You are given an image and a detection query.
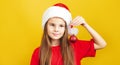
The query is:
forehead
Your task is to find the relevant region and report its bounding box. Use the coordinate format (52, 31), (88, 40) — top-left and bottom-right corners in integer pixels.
(47, 17), (66, 24)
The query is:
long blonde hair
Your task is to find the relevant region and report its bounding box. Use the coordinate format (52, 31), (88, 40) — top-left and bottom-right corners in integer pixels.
(40, 20), (74, 65)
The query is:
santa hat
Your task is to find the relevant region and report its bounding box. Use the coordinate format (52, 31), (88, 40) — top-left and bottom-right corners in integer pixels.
(42, 3), (78, 36)
(42, 3), (72, 28)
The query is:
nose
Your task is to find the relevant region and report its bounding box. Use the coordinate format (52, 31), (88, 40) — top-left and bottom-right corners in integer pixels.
(54, 26), (59, 32)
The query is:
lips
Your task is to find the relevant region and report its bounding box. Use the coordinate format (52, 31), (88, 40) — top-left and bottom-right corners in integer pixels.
(53, 33), (59, 36)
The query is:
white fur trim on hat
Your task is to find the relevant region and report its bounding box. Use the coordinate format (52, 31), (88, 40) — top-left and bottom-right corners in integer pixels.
(42, 6), (72, 28)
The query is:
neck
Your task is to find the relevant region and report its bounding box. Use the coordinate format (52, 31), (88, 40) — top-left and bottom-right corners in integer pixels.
(51, 39), (60, 46)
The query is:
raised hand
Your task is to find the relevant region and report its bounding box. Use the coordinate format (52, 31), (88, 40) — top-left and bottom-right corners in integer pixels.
(70, 16), (87, 26)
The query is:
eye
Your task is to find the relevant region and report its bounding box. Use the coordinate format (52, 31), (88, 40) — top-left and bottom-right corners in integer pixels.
(60, 24), (65, 27)
(50, 23), (55, 26)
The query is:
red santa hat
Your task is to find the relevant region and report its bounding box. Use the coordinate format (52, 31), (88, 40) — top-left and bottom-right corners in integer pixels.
(42, 3), (72, 28)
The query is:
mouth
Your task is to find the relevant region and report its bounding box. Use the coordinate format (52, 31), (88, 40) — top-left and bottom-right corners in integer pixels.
(53, 33), (59, 36)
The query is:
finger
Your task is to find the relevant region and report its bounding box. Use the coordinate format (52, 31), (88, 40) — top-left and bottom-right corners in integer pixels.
(73, 19), (83, 26)
(71, 16), (81, 25)
(73, 16), (81, 21)
(71, 16), (81, 23)
(73, 17), (86, 26)
(72, 17), (83, 26)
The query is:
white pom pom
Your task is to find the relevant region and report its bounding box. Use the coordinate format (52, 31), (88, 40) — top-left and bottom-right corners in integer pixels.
(68, 26), (78, 35)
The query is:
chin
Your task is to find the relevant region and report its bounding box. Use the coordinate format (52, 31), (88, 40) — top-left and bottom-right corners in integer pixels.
(51, 36), (62, 40)
(51, 37), (61, 40)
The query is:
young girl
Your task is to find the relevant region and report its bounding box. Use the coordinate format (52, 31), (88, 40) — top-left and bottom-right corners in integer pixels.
(30, 3), (107, 65)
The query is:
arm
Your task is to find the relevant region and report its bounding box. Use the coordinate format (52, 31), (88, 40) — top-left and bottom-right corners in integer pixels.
(70, 16), (107, 50)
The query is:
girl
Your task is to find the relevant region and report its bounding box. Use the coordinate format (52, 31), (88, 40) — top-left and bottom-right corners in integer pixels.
(30, 3), (107, 65)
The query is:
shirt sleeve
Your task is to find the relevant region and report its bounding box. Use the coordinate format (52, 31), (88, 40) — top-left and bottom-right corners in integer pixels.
(30, 47), (40, 65)
(83, 39), (96, 57)
(74, 39), (96, 58)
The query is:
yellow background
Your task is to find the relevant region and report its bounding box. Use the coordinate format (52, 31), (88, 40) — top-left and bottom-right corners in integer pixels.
(0, 0), (120, 65)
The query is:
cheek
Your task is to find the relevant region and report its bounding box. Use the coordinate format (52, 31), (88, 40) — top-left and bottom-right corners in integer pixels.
(48, 27), (54, 34)
(61, 28), (65, 33)
(47, 26), (53, 31)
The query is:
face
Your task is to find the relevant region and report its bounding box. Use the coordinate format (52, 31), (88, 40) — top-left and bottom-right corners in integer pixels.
(46, 17), (66, 40)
